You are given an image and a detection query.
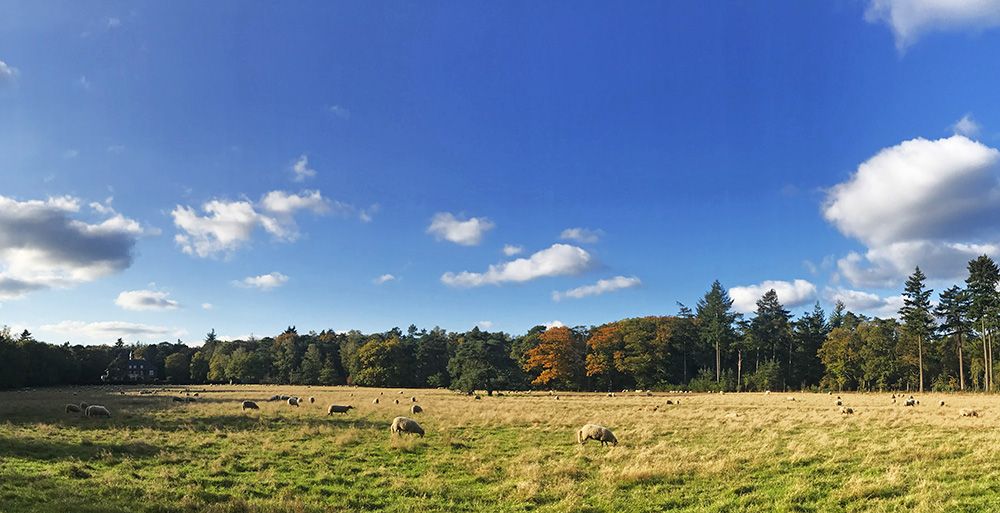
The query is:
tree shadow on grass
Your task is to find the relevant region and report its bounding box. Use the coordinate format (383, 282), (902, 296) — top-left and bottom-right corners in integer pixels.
(0, 435), (159, 462)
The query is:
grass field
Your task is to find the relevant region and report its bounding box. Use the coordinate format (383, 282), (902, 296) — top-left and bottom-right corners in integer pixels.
(3, 386), (1000, 513)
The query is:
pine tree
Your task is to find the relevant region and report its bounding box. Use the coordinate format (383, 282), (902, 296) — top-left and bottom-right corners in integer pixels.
(966, 255), (1000, 391)
(899, 267), (934, 393)
(935, 286), (972, 390)
(750, 289), (792, 389)
(696, 280), (738, 384)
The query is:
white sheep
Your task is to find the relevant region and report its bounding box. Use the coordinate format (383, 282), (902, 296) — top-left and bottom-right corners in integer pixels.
(391, 416), (425, 437)
(327, 404), (354, 415)
(85, 405), (111, 418)
(288, 397), (300, 407)
(410, 404), (423, 414)
(242, 401), (259, 411)
(577, 423), (618, 446)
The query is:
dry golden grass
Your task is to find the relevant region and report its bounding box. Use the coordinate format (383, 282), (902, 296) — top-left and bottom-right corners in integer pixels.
(3, 386), (1000, 512)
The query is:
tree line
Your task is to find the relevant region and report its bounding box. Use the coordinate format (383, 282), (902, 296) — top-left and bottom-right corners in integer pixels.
(3, 255), (1000, 393)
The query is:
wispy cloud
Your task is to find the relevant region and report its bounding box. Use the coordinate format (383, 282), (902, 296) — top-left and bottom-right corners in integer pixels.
(374, 273), (396, 285)
(233, 272), (288, 290)
(552, 275), (641, 301)
(560, 227), (603, 244)
(291, 154), (316, 182)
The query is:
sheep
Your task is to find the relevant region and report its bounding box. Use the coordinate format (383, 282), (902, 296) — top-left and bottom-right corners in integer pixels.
(904, 398), (916, 407)
(85, 405), (111, 418)
(836, 400), (842, 406)
(268, 395), (281, 402)
(372, 398), (380, 405)
(940, 400), (946, 407)
(288, 397), (300, 407)
(398, 391), (404, 395)
(394, 399), (400, 405)
(279, 395), (290, 401)
(960, 409), (979, 417)
(241, 401), (259, 411)
(65, 404), (82, 413)
(764, 390), (770, 395)
(786, 397), (795, 402)
(411, 397), (417, 402)
(474, 395), (481, 400)
(309, 397), (316, 404)
(328, 404), (354, 415)
(411, 404), (423, 414)
(840, 407), (854, 415)
(665, 400), (674, 405)
(577, 423), (618, 446)
(391, 416), (425, 437)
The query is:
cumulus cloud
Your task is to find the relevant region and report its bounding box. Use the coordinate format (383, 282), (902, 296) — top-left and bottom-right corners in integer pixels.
(441, 244), (592, 287)
(552, 275), (641, 301)
(560, 227), (603, 244)
(477, 320), (494, 330)
(728, 279), (817, 313)
(42, 320), (183, 342)
(865, 0), (1000, 50)
(952, 114), (981, 137)
(234, 272), (288, 290)
(115, 290), (180, 311)
(173, 190), (334, 257)
(823, 135), (1000, 287)
(0, 59), (18, 85)
(291, 154), (316, 182)
(544, 320), (566, 330)
(427, 212), (494, 246)
(824, 287), (904, 319)
(374, 273), (396, 285)
(503, 244), (523, 256)
(0, 195), (149, 299)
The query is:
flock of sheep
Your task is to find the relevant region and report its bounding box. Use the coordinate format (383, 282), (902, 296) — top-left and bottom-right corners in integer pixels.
(62, 387), (621, 445)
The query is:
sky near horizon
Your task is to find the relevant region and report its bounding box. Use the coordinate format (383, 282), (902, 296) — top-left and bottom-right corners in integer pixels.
(3, 1), (1000, 344)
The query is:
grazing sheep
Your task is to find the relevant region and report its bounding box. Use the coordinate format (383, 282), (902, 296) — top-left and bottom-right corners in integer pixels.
(279, 395), (290, 401)
(786, 397), (795, 402)
(85, 405), (111, 418)
(840, 407), (854, 414)
(607, 393), (615, 397)
(554, 395), (560, 400)
(891, 394), (896, 399)
(399, 391), (404, 395)
(390, 416), (425, 437)
(65, 404), (82, 413)
(372, 398), (380, 405)
(764, 390), (770, 395)
(394, 399), (400, 405)
(665, 400), (674, 405)
(577, 424), (618, 446)
(411, 404), (423, 414)
(288, 397), (300, 407)
(960, 409), (979, 417)
(836, 400), (842, 406)
(411, 397), (417, 402)
(904, 398), (916, 407)
(940, 400), (946, 407)
(836, 396), (841, 400)
(241, 401), (259, 411)
(309, 397), (316, 404)
(268, 395), (281, 402)
(327, 404), (354, 415)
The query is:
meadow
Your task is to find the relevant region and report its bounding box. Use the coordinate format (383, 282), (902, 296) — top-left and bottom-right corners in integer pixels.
(3, 386), (1000, 513)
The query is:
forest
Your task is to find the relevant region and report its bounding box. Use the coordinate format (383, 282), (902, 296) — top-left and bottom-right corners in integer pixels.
(2, 255), (999, 394)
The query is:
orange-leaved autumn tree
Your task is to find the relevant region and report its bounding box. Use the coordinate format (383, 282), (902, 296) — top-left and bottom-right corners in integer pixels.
(586, 322), (627, 391)
(523, 326), (586, 389)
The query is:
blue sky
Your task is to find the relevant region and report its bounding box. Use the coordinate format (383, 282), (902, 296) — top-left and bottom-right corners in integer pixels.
(3, 1), (1000, 344)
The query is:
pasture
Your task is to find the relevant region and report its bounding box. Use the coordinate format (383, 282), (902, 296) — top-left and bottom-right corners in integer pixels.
(2, 386), (1000, 512)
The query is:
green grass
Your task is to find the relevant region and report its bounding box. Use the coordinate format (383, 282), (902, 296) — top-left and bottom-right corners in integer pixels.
(3, 387), (1000, 512)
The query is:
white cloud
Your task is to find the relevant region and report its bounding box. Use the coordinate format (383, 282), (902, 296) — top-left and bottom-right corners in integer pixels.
(201, 303), (213, 310)
(359, 203), (380, 223)
(173, 190), (333, 257)
(477, 320), (494, 330)
(0, 59), (18, 85)
(0, 195), (149, 299)
(441, 243), (592, 287)
(952, 114), (981, 137)
(823, 135), (1000, 287)
(824, 287), (904, 319)
(115, 289), (180, 311)
(502, 244), (523, 256)
(427, 212), (494, 246)
(374, 273), (396, 285)
(552, 275), (641, 301)
(42, 320), (183, 342)
(234, 272), (288, 290)
(291, 154), (316, 182)
(728, 279), (817, 313)
(544, 320), (566, 330)
(865, 0), (1000, 50)
(329, 105), (350, 119)
(560, 227), (603, 244)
